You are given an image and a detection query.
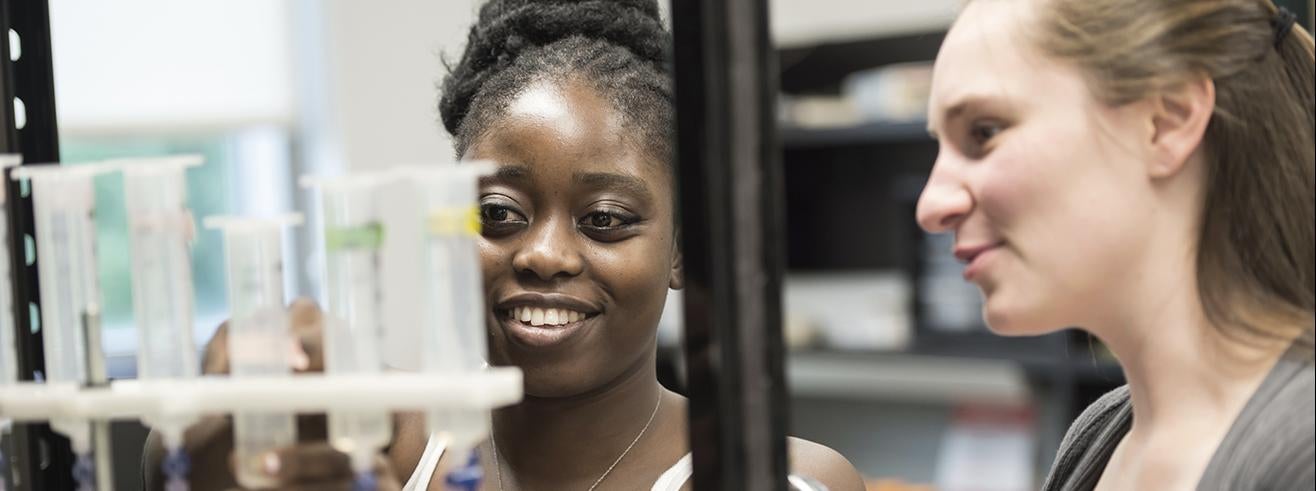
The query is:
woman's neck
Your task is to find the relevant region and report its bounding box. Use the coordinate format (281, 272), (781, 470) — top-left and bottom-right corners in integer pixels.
(1087, 237), (1286, 438)
(491, 350), (668, 487)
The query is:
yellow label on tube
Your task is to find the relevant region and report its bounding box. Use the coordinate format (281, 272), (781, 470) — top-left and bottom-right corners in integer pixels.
(427, 206), (480, 237)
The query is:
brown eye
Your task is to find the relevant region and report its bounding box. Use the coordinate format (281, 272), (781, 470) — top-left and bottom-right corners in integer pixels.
(482, 206), (509, 222)
(578, 209), (640, 242)
(589, 213), (619, 228)
(479, 201), (527, 237)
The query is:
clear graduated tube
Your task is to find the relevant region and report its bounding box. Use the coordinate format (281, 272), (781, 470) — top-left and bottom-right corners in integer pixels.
(203, 214), (302, 489)
(10, 163), (117, 462)
(119, 155), (201, 380)
(406, 162), (495, 456)
(300, 174), (392, 476)
(116, 155), (204, 491)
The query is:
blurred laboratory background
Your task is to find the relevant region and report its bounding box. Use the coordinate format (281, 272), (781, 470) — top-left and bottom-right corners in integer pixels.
(41, 0), (1313, 490)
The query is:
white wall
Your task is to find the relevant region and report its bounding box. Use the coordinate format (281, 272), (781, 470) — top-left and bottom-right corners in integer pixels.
(770, 0), (960, 46)
(307, 0), (481, 173)
(49, 0), (296, 133)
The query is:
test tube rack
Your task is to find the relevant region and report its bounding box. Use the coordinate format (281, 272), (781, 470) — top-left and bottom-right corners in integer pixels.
(0, 157), (520, 490)
(0, 371), (522, 423)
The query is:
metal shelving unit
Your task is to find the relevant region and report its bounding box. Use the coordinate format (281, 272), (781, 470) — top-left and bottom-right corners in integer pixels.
(2, 0), (72, 489)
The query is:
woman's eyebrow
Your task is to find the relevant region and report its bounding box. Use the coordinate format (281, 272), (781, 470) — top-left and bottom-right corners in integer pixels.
(482, 164), (531, 185)
(573, 172), (653, 201)
(935, 94), (1014, 131)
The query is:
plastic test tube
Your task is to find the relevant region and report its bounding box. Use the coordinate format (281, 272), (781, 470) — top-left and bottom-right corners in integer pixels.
(10, 162), (118, 490)
(116, 155), (203, 490)
(405, 162), (494, 477)
(300, 174), (392, 479)
(203, 214), (302, 489)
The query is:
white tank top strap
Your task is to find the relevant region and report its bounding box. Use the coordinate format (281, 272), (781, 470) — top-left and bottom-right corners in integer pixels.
(402, 432), (446, 491)
(647, 453), (826, 491)
(650, 452), (694, 491)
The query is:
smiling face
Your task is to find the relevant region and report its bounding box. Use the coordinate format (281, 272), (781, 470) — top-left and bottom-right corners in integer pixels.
(464, 78), (680, 398)
(917, 0), (1168, 335)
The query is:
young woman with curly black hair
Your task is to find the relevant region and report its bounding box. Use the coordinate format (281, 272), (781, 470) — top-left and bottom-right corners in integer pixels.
(145, 1), (865, 490)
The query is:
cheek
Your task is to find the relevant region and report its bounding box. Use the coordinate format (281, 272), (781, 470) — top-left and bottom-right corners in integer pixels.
(477, 238), (508, 284)
(589, 234), (674, 310)
(975, 123), (1152, 328)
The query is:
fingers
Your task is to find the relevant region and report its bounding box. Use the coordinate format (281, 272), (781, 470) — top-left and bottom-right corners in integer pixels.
(289, 297), (323, 326)
(288, 298), (325, 373)
(203, 321), (231, 375)
(226, 444), (403, 491)
(237, 442), (352, 486)
(204, 298), (324, 375)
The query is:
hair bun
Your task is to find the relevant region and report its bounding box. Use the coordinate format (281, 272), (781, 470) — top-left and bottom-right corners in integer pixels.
(441, 0), (669, 135)
(477, 0), (667, 70)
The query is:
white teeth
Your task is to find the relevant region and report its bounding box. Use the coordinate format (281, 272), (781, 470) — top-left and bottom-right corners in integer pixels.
(511, 306), (588, 326)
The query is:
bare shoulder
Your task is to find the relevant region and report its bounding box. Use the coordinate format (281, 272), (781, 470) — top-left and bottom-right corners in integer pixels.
(787, 436), (866, 491)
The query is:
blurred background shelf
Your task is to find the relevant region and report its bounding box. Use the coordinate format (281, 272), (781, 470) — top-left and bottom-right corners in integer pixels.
(781, 120), (931, 149)
(787, 350), (1028, 405)
(783, 333), (1124, 405)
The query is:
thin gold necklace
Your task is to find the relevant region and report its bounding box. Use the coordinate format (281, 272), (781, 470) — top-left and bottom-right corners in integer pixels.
(490, 393), (663, 491)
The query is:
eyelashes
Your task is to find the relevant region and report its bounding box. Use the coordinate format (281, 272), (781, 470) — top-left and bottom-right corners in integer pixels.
(478, 199), (642, 242)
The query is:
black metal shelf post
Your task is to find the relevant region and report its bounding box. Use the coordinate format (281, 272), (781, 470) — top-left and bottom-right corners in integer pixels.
(1, 0), (71, 489)
(670, 0), (792, 489)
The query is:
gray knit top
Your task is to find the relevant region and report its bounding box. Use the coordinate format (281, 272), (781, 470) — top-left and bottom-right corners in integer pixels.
(1042, 342), (1315, 490)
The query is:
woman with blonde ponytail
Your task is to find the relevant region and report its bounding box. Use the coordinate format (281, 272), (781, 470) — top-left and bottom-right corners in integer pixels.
(917, 0), (1315, 489)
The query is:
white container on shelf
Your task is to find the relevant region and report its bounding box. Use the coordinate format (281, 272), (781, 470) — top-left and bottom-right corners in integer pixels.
(784, 272), (912, 351)
(843, 62), (934, 123)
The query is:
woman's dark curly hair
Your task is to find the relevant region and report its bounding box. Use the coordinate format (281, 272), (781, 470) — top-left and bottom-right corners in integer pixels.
(440, 0), (672, 163)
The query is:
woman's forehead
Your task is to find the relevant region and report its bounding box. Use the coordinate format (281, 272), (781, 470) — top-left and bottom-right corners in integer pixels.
(468, 81), (668, 183)
(505, 82), (587, 139)
(929, 0), (1078, 129)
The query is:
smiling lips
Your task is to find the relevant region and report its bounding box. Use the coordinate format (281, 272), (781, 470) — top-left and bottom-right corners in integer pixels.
(495, 292), (602, 349)
(954, 241), (1004, 281)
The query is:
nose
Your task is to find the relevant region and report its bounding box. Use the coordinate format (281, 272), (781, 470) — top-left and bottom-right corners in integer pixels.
(916, 155), (974, 233)
(511, 215), (585, 281)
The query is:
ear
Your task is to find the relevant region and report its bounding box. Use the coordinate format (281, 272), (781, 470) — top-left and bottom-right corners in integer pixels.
(669, 231), (685, 290)
(1146, 76), (1215, 179)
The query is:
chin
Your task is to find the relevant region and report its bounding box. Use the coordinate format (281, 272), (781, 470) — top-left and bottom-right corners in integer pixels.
(982, 294), (1065, 337)
(516, 360), (600, 399)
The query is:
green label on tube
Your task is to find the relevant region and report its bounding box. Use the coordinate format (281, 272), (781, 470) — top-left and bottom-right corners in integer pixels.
(325, 222), (384, 251)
